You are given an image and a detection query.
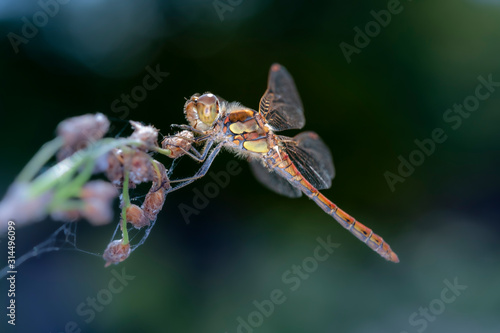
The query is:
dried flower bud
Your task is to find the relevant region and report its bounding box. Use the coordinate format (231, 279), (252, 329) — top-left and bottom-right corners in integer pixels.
(103, 240), (130, 267)
(82, 180), (118, 201)
(129, 121), (158, 150)
(161, 130), (194, 158)
(81, 180), (118, 225)
(57, 113), (109, 146)
(57, 113), (110, 160)
(126, 150), (153, 185)
(82, 199), (114, 226)
(106, 149), (124, 185)
(142, 188), (166, 221)
(126, 204), (150, 229)
(93, 151), (110, 174)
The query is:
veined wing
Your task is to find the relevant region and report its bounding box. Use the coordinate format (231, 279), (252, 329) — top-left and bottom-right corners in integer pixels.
(249, 159), (302, 198)
(280, 131), (335, 190)
(259, 63), (305, 131)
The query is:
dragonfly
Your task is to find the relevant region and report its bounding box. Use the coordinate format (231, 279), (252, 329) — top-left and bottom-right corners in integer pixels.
(169, 63), (399, 263)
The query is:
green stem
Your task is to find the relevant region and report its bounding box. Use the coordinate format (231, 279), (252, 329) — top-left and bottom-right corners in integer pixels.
(48, 159), (95, 210)
(121, 170), (130, 245)
(29, 138), (143, 198)
(153, 147), (172, 157)
(16, 137), (64, 183)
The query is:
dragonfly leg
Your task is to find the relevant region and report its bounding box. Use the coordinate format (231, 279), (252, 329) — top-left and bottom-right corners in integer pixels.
(162, 130), (211, 144)
(186, 146), (202, 159)
(161, 134), (214, 162)
(178, 139), (215, 163)
(166, 144), (205, 161)
(171, 123), (205, 135)
(181, 134), (216, 161)
(169, 141), (224, 192)
(191, 134), (212, 143)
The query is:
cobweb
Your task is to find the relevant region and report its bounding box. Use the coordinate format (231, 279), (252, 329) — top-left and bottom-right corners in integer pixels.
(0, 152), (185, 279)
(0, 222), (81, 279)
(0, 212), (158, 279)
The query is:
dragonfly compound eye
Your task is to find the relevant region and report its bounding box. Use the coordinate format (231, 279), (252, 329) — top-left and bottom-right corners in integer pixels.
(196, 93), (219, 126)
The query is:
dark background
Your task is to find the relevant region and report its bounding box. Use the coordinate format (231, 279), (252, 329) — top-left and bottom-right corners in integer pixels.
(0, 0), (499, 332)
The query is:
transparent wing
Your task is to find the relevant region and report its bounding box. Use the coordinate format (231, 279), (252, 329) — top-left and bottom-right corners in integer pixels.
(280, 131), (335, 190)
(259, 63), (305, 131)
(249, 159), (302, 198)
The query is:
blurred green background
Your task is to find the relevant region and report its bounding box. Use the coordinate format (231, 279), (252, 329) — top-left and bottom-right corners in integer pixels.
(0, 0), (499, 332)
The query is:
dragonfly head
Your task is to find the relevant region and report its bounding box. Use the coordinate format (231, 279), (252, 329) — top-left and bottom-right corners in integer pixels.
(184, 92), (220, 131)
